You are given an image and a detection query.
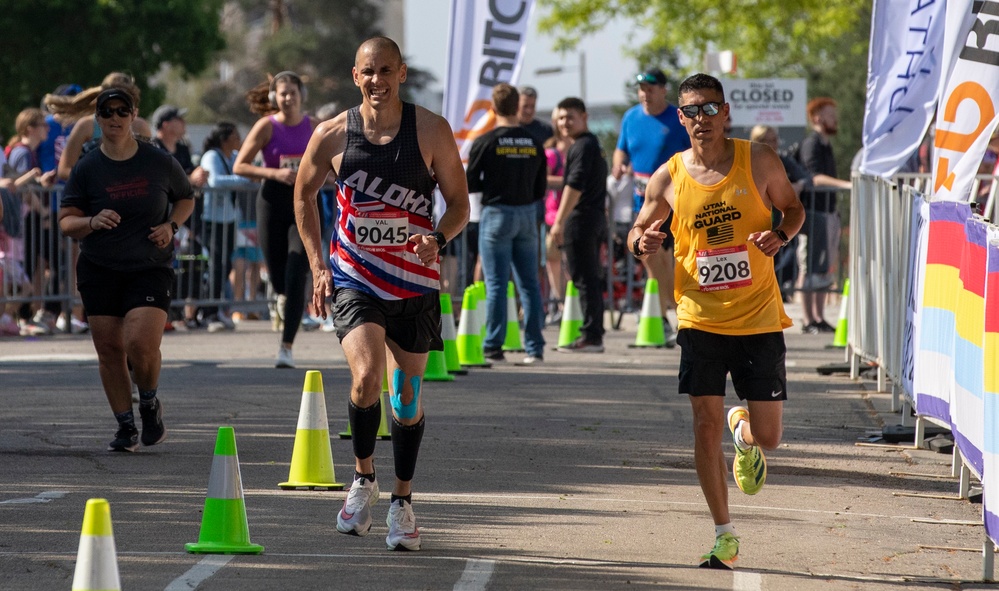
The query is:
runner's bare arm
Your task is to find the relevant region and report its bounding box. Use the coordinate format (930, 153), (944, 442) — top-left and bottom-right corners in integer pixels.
(628, 164), (674, 258)
(294, 115), (348, 318)
(748, 142), (805, 257)
(410, 109), (469, 267)
(233, 117), (293, 184)
(58, 118), (94, 181)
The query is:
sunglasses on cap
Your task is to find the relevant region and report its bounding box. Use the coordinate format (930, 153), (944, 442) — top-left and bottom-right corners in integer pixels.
(97, 107), (132, 119)
(679, 102), (722, 118)
(635, 73), (663, 85)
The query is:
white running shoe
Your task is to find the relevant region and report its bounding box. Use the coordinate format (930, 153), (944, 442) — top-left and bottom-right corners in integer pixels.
(385, 499), (421, 551)
(276, 345), (295, 369)
(336, 477), (379, 536)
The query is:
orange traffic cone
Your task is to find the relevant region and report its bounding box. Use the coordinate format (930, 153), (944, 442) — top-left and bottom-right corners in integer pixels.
(71, 498), (121, 591)
(279, 370), (344, 490)
(186, 426), (264, 554)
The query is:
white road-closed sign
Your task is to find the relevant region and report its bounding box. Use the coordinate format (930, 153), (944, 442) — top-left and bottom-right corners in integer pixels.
(723, 78), (807, 127)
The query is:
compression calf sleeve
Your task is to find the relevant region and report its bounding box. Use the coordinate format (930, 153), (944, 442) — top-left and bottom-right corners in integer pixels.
(348, 398), (381, 460)
(391, 415), (425, 482)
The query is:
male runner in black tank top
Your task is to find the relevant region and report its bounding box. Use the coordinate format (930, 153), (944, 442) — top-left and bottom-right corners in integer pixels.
(294, 36), (469, 552)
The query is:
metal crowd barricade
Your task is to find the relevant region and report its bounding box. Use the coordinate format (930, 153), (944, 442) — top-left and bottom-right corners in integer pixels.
(850, 172), (999, 581)
(0, 185), (77, 328)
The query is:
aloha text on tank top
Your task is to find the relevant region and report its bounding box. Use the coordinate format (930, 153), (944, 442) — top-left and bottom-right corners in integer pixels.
(332, 102), (439, 300)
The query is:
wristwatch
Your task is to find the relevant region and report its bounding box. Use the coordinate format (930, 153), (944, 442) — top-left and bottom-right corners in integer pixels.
(169, 220), (179, 235)
(774, 228), (789, 246)
(632, 237), (644, 257)
(430, 231), (447, 249)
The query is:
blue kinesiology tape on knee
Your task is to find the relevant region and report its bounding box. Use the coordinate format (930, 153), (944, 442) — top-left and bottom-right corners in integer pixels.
(390, 368), (421, 420)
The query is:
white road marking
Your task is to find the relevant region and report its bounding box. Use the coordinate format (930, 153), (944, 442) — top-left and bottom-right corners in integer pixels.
(164, 555), (234, 591)
(0, 491), (68, 504)
(453, 558), (495, 591)
(733, 571), (762, 591)
(0, 354), (96, 363)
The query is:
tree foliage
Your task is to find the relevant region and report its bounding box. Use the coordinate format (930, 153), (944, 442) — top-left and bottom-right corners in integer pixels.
(0, 0), (225, 138)
(200, 0), (430, 126)
(537, 0), (872, 166)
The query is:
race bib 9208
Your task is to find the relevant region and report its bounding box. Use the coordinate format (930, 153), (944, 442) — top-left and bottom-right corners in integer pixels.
(353, 212), (409, 252)
(695, 245), (752, 292)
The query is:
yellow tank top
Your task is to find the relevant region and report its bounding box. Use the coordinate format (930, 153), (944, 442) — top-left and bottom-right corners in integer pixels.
(668, 139), (791, 335)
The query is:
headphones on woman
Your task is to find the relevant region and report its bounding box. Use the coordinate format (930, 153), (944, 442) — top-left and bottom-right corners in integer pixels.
(268, 71), (307, 107)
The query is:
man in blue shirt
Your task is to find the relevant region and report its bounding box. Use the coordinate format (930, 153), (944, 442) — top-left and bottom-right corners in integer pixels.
(612, 68), (690, 347)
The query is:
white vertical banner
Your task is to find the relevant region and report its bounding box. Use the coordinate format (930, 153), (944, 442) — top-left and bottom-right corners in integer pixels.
(442, 0), (535, 162)
(859, 0), (949, 177)
(932, 0), (999, 202)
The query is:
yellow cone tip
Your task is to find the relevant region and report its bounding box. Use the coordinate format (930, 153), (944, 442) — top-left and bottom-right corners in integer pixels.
(303, 370), (324, 394)
(81, 498), (114, 537)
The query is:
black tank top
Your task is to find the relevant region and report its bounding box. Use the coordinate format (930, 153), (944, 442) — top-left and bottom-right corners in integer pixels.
(332, 101), (440, 298)
(337, 101), (436, 218)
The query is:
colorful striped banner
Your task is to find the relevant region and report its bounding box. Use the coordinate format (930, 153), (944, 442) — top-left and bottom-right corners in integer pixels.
(983, 226), (999, 543)
(913, 201), (971, 422)
(952, 219), (987, 478)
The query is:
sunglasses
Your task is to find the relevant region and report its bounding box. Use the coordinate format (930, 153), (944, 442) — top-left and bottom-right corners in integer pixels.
(679, 102), (722, 118)
(97, 107), (132, 119)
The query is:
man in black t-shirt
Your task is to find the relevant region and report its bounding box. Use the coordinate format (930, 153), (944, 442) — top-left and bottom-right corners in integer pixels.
(797, 97), (851, 334)
(466, 83), (548, 364)
(549, 97), (609, 352)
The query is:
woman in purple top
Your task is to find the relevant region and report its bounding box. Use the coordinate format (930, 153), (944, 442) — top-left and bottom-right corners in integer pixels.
(234, 71), (320, 369)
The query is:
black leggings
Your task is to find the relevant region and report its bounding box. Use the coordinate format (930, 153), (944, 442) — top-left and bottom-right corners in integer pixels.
(257, 180), (308, 344)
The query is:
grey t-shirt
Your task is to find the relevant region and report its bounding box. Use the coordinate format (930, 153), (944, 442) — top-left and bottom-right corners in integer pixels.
(62, 141), (193, 271)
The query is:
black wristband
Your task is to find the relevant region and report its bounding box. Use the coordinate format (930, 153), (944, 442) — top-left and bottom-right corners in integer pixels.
(632, 237), (644, 257)
(170, 220), (179, 235)
(431, 231), (447, 249)
(774, 228), (789, 246)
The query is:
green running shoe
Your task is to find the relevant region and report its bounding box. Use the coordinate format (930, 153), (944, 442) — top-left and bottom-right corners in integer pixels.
(699, 532), (739, 569)
(728, 406), (767, 495)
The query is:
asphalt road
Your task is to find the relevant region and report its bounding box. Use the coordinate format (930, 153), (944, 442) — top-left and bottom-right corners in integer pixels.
(0, 306), (993, 590)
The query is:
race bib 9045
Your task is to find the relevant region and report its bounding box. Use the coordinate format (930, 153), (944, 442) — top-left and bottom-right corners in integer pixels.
(353, 212), (409, 252)
(695, 245), (752, 292)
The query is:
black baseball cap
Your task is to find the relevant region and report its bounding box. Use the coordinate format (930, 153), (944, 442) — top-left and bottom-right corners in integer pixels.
(633, 68), (667, 86)
(151, 105), (188, 129)
(96, 88), (134, 111)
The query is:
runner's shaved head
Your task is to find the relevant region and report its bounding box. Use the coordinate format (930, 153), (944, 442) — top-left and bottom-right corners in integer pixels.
(356, 36), (403, 66)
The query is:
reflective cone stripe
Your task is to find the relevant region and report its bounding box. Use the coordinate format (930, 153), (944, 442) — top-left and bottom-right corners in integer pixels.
(439, 294), (465, 374)
(832, 279), (850, 348)
(280, 370), (343, 490)
(633, 279), (666, 347)
(502, 281), (524, 351)
(72, 498), (120, 591)
(457, 286), (490, 366)
(557, 281), (583, 347)
(185, 427), (263, 554)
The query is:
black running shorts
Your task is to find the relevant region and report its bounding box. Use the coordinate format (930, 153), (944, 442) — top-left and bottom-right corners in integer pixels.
(77, 256), (174, 317)
(332, 287), (443, 353)
(677, 328), (788, 401)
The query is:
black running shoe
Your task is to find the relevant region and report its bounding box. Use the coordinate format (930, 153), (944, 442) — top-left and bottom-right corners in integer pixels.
(139, 399), (167, 446)
(108, 425), (139, 452)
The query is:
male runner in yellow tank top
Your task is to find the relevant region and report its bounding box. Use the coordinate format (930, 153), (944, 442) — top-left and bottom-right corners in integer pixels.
(628, 73), (805, 570)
